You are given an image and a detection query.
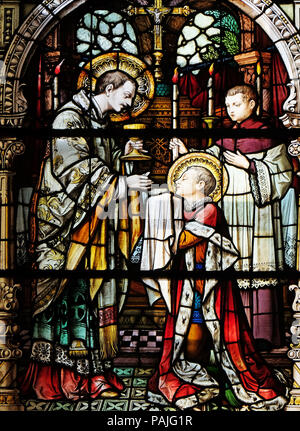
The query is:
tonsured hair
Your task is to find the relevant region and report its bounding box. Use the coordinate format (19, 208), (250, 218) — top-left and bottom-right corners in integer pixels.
(186, 166), (216, 196)
(95, 70), (136, 94)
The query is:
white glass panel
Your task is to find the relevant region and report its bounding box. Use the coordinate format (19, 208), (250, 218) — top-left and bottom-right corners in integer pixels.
(196, 34), (211, 48)
(126, 23), (137, 42)
(77, 10), (138, 58)
(121, 39), (138, 54)
(83, 14), (97, 29)
(206, 27), (220, 37)
(77, 28), (91, 42)
(176, 55), (187, 67)
(104, 12), (123, 23)
(113, 23), (124, 35)
(194, 13), (214, 29)
(97, 35), (112, 50)
(77, 42), (89, 53)
(177, 40), (196, 56)
(182, 25), (200, 41)
(94, 10), (109, 16)
(99, 21), (110, 34)
(189, 52), (202, 65)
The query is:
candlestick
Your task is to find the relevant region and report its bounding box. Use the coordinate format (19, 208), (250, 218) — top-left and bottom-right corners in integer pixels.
(202, 116), (220, 148)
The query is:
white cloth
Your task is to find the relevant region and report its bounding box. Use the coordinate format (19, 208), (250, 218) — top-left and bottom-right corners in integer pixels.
(207, 143), (295, 288)
(140, 192), (239, 312)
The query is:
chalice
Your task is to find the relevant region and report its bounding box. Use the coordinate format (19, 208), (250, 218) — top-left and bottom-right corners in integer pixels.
(121, 123), (152, 161)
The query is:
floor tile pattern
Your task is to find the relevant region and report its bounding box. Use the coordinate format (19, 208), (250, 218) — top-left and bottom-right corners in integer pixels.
(21, 329), (293, 411)
(23, 367), (175, 412)
(23, 365), (292, 412)
(119, 330), (163, 354)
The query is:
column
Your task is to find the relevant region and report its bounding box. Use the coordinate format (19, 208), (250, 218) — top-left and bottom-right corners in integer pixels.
(0, 1), (20, 60)
(234, 50), (272, 114)
(296, 1), (300, 30)
(286, 140), (300, 410)
(0, 138), (24, 411)
(286, 283), (300, 410)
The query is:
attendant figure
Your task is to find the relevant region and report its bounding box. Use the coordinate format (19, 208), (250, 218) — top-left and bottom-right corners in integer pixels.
(169, 84), (296, 350)
(140, 154), (288, 410)
(21, 69), (152, 400)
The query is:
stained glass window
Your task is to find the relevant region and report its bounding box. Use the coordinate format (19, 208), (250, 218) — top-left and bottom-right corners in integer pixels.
(0, 0), (300, 416)
(77, 10), (138, 66)
(176, 9), (240, 68)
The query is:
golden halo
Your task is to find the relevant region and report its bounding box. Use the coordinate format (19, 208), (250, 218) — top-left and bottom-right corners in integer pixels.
(167, 152), (228, 203)
(77, 52), (155, 122)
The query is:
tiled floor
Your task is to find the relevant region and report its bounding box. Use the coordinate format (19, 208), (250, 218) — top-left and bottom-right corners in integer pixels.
(20, 329), (293, 412)
(119, 330), (163, 354)
(22, 364), (292, 412)
(23, 366), (177, 412)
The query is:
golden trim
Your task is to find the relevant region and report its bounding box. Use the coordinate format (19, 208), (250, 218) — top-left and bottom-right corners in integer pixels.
(167, 152), (228, 203)
(123, 123), (147, 130)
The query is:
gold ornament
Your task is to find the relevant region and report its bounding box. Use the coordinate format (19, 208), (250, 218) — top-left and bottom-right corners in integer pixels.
(121, 123), (152, 161)
(167, 152), (228, 202)
(77, 52), (155, 122)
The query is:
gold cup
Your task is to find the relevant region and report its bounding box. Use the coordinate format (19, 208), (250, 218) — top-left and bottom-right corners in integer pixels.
(121, 123), (152, 161)
(202, 116), (220, 148)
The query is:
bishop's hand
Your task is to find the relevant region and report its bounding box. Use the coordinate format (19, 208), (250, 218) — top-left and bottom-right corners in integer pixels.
(126, 172), (152, 191)
(124, 139), (148, 155)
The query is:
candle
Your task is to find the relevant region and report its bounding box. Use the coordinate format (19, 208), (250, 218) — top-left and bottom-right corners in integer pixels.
(256, 61), (262, 93)
(207, 63), (214, 117)
(37, 55), (42, 124)
(53, 59), (64, 110)
(256, 61), (262, 116)
(171, 68), (180, 161)
(172, 67), (179, 130)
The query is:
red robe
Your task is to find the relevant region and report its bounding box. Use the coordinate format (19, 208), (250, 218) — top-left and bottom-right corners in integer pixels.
(216, 116), (278, 154)
(21, 365), (124, 400)
(147, 202), (287, 410)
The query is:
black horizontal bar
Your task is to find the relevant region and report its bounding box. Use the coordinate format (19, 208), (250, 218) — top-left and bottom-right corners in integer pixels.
(178, 46), (277, 74)
(2, 269), (299, 280)
(178, 55), (235, 74)
(0, 128), (299, 140)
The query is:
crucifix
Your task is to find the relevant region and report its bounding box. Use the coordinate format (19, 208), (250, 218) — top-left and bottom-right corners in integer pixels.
(125, 0), (194, 81)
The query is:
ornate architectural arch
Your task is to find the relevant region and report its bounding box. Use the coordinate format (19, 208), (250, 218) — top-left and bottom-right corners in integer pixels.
(1, 0), (300, 127)
(1, 0), (85, 125)
(228, 0), (300, 127)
